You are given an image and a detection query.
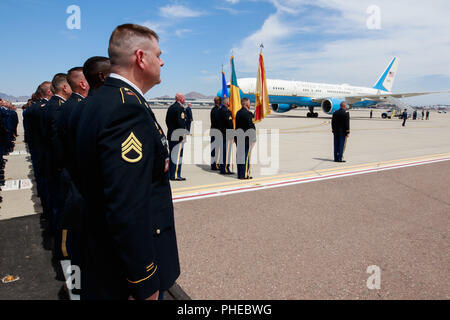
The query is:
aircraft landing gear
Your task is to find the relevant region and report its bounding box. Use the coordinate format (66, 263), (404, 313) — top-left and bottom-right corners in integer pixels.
(307, 107), (318, 118)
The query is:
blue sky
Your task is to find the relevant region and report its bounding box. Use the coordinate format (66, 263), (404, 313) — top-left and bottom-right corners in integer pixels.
(1, 0), (449, 105)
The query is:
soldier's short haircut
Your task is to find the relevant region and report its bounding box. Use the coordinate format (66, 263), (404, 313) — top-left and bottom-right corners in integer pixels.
(51, 73), (69, 93)
(83, 56), (110, 88)
(67, 67), (84, 89)
(241, 97), (250, 105)
(108, 23), (159, 67)
(214, 96), (221, 104)
(38, 81), (52, 96)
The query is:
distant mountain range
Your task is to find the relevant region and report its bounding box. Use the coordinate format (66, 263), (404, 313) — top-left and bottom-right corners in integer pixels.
(1, 91), (214, 102)
(0, 92), (30, 102)
(154, 92), (215, 100)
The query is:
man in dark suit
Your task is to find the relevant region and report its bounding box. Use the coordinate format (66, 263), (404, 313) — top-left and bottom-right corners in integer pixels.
(217, 97), (235, 174)
(235, 98), (256, 179)
(402, 109), (408, 126)
(165, 93), (187, 181)
(331, 102), (350, 162)
(75, 24), (179, 300)
(210, 96), (221, 170)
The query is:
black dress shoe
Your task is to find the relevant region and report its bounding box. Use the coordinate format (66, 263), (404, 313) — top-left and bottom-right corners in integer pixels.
(170, 177), (186, 181)
(339, 160), (346, 163)
(222, 171), (235, 175)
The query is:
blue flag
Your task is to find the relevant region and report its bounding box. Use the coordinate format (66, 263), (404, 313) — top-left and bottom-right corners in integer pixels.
(221, 70), (229, 99)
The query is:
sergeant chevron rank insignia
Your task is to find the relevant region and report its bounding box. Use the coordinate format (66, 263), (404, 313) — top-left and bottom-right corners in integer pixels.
(121, 132), (143, 163)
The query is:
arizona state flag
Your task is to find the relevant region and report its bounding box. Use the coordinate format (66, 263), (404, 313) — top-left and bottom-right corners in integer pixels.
(229, 56), (242, 128)
(254, 52), (271, 122)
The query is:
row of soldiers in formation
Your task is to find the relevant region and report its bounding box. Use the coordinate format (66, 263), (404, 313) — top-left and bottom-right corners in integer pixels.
(0, 99), (19, 206)
(20, 23), (258, 300)
(22, 58), (111, 297)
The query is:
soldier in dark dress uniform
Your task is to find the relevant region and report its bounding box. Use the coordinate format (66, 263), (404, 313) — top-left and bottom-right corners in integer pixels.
(165, 93), (187, 181)
(217, 97), (235, 174)
(41, 74), (72, 245)
(235, 98), (256, 179)
(74, 24), (179, 300)
(210, 97), (221, 170)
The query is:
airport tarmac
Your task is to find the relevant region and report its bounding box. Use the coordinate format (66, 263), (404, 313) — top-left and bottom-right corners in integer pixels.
(0, 107), (449, 299)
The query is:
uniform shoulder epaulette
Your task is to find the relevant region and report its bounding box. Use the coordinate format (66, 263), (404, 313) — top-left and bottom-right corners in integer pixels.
(119, 87), (142, 105)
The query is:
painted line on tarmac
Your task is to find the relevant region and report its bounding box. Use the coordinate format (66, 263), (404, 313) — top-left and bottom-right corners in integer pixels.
(172, 152), (450, 194)
(172, 155), (450, 203)
(0, 179), (33, 192)
(5, 150), (29, 156)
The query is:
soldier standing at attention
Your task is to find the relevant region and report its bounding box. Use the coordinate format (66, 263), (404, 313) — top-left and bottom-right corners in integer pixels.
(218, 97), (235, 175)
(75, 24), (180, 300)
(210, 96), (221, 171)
(165, 93), (187, 181)
(235, 98), (256, 180)
(41, 74), (72, 247)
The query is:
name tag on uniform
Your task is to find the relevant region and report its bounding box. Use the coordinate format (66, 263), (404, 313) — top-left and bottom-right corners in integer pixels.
(164, 157), (169, 173)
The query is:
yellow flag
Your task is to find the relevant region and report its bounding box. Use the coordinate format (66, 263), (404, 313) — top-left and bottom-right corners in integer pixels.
(229, 56), (242, 128)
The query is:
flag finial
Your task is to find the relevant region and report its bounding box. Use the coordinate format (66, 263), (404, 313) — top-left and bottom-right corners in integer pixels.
(260, 43), (264, 53)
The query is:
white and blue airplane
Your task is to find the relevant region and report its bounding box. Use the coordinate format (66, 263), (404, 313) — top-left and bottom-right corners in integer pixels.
(219, 57), (449, 117)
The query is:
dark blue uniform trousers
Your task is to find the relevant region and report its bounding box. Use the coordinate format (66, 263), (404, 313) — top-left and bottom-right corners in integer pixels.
(237, 143), (252, 179)
(333, 134), (346, 162)
(169, 140), (184, 180)
(219, 139), (233, 174)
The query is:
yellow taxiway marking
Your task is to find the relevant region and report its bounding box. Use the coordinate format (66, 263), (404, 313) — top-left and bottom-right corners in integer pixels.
(172, 152), (450, 196)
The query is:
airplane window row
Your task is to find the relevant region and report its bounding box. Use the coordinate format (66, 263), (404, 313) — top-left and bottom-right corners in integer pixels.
(327, 90), (351, 94)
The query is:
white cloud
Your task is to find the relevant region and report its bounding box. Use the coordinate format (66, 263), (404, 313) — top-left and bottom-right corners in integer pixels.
(215, 6), (244, 15)
(175, 28), (192, 38)
(142, 21), (166, 35)
(159, 5), (204, 18)
(226, 0), (240, 4)
(231, 0), (450, 103)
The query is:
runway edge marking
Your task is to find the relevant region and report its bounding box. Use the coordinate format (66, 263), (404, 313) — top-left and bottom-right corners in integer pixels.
(172, 156), (450, 203)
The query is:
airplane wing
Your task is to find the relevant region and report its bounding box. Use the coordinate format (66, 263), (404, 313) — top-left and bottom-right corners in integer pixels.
(312, 90), (450, 104)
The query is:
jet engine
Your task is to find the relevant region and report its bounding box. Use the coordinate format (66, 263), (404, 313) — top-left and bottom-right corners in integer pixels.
(271, 104), (292, 113)
(321, 98), (344, 114)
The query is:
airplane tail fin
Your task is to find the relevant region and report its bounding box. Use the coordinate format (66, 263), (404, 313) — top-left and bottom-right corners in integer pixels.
(373, 57), (399, 92)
